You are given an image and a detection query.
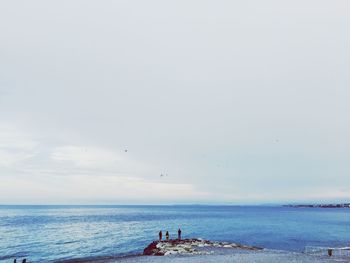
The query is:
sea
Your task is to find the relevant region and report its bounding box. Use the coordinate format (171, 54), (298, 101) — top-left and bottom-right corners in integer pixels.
(0, 205), (349, 262)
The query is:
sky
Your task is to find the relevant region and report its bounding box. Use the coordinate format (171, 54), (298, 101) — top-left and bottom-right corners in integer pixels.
(0, 0), (349, 204)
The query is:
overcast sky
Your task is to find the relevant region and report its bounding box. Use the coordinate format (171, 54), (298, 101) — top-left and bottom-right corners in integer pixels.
(0, 0), (349, 204)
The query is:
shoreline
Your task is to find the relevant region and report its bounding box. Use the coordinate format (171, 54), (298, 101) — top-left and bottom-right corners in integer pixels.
(55, 240), (350, 263)
(57, 249), (350, 263)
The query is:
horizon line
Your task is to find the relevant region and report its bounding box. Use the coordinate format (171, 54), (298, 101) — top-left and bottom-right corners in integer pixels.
(1, 201), (349, 207)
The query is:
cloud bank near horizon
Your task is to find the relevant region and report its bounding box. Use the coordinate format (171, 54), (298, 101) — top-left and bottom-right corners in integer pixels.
(0, 0), (350, 204)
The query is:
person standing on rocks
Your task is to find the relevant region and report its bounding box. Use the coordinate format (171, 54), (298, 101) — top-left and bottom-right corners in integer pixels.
(165, 231), (169, 241)
(178, 228), (182, 240)
(159, 230), (162, 241)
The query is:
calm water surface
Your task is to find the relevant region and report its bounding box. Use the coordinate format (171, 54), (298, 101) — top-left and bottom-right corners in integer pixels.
(0, 205), (349, 262)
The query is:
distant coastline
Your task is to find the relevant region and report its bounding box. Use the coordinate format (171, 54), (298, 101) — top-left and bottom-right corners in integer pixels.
(284, 203), (350, 208)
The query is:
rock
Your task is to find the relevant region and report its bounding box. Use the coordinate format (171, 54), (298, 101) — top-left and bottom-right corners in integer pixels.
(143, 241), (159, 256)
(143, 238), (263, 256)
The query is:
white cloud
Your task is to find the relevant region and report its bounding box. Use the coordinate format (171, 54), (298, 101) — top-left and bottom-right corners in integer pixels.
(0, 174), (210, 204)
(51, 145), (123, 167)
(0, 125), (37, 150)
(0, 149), (35, 167)
(0, 124), (38, 167)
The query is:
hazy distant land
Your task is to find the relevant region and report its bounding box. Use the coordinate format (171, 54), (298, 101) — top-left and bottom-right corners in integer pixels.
(284, 203), (350, 208)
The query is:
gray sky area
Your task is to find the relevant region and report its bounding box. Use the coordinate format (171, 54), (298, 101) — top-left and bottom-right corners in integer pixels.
(0, 0), (349, 204)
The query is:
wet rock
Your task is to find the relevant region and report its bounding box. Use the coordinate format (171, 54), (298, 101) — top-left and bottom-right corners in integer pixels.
(143, 241), (159, 256)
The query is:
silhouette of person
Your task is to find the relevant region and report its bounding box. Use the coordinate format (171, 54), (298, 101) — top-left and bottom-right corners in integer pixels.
(178, 228), (182, 240)
(159, 230), (162, 241)
(22, 259), (26, 263)
(14, 259), (16, 263)
(165, 231), (169, 241)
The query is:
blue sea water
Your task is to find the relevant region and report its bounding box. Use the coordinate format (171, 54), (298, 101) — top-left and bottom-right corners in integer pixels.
(0, 205), (349, 262)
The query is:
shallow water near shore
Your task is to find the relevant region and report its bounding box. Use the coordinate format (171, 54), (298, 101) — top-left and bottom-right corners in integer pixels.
(0, 205), (349, 262)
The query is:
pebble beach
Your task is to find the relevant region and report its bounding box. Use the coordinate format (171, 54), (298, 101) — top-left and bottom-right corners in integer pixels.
(85, 248), (349, 263)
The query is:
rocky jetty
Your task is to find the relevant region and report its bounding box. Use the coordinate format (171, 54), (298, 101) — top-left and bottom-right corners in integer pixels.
(143, 239), (263, 256)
